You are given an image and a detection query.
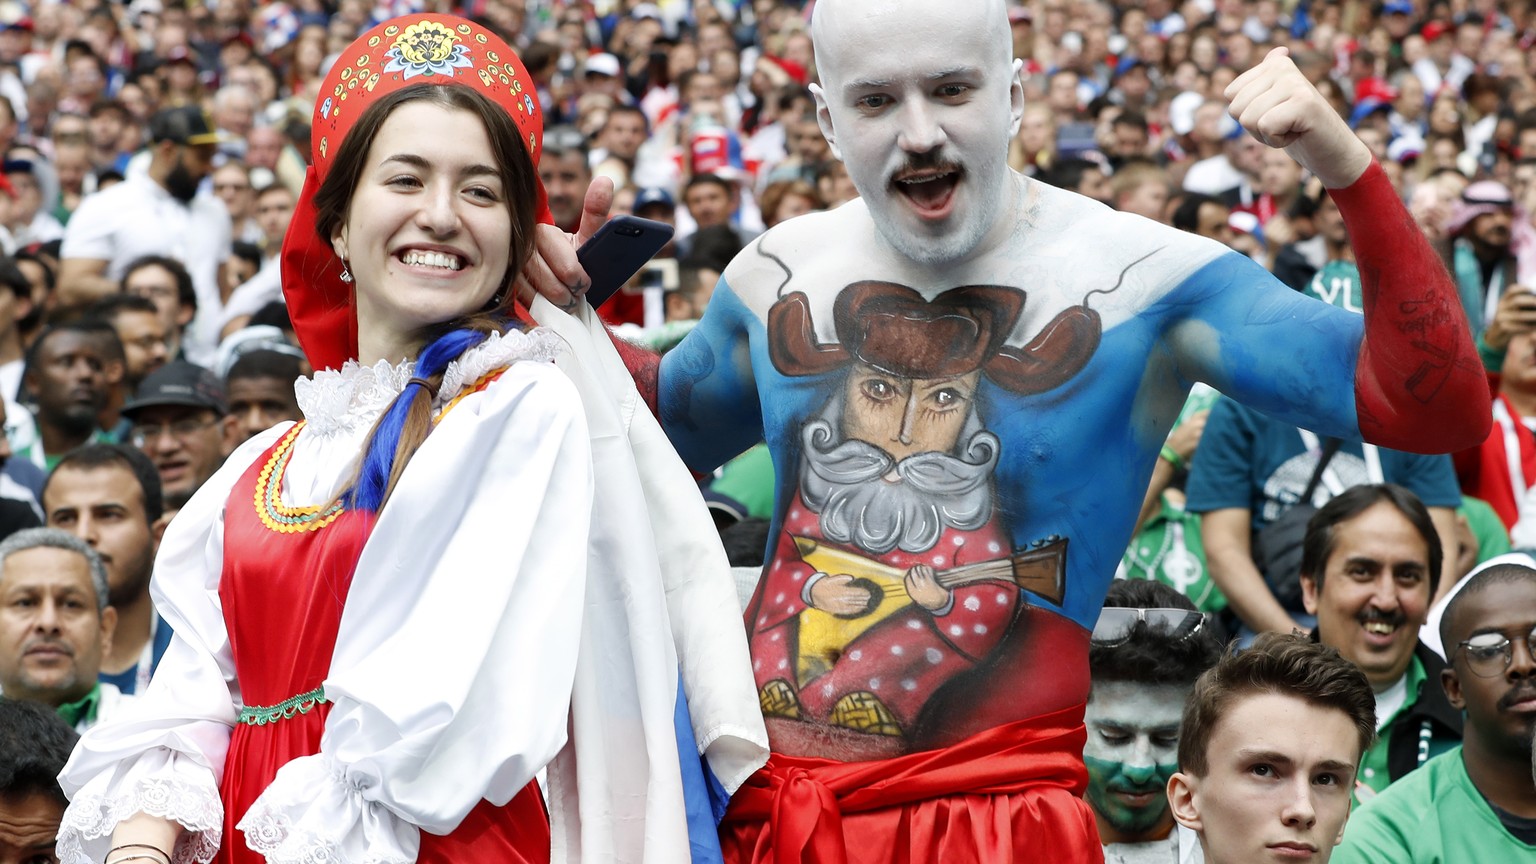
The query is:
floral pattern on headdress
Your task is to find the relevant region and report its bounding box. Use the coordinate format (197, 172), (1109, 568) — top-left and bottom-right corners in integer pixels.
(383, 21), (474, 79)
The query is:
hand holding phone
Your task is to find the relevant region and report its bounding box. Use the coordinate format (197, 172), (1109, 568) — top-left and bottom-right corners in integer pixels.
(1486, 286), (1536, 351)
(575, 215), (675, 308)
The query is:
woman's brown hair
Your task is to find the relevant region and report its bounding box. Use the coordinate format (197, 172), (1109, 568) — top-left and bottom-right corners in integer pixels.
(313, 82), (540, 511)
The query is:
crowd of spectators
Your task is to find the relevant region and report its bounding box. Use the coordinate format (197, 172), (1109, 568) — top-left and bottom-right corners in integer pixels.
(0, 0), (1535, 862)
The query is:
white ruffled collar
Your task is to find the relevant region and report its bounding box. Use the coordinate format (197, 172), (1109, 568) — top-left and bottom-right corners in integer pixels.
(295, 327), (562, 435)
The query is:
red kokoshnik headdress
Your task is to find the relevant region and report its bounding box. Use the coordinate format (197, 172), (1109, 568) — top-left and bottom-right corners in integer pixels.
(281, 14), (552, 371)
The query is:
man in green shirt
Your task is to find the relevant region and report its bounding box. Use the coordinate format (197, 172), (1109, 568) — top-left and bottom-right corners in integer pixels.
(1334, 561), (1536, 861)
(1299, 484), (1462, 801)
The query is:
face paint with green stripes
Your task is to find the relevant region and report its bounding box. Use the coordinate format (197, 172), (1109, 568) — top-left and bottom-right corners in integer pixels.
(1083, 680), (1185, 838)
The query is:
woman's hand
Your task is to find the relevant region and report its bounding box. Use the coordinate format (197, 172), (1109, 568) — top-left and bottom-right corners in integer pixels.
(514, 177), (615, 311)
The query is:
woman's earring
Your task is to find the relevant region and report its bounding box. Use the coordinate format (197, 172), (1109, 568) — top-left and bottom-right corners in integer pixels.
(339, 259), (353, 284)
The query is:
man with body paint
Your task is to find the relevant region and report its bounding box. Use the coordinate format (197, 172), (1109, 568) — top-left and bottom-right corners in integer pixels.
(526, 1), (1490, 858)
(1087, 580), (1223, 864)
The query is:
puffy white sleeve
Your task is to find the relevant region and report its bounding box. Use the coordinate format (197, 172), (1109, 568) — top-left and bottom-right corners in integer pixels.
(57, 425), (293, 864)
(235, 362), (593, 864)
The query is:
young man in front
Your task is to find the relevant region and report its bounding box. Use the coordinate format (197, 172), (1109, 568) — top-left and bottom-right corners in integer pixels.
(1169, 633), (1376, 864)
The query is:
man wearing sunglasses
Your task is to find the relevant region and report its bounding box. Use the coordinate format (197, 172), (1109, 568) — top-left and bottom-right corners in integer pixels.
(1298, 484), (1462, 802)
(1334, 563), (1536, 861)
(1087, 581), (1223, 863)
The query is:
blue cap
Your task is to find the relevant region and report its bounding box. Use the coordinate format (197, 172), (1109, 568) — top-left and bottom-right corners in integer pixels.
(1348, 97), (1391, 129)
(1382, 0), (1414, 15)
(634, 187), (675, 212)
(1114, 56), (1145, 79)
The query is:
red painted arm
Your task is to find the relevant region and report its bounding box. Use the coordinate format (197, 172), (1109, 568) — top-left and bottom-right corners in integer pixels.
(1333, 161), (1492, 453)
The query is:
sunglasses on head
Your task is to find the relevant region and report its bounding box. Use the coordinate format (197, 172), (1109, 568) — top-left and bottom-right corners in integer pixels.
(1091, 607), (1207, 646)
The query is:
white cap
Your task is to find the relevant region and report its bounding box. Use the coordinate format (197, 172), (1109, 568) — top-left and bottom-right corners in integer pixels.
(583, 52), (621, 78)
(1168, 91), (1205, 137)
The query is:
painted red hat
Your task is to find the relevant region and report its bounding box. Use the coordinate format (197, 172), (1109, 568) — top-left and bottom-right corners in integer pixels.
(281, 14), (552, 371)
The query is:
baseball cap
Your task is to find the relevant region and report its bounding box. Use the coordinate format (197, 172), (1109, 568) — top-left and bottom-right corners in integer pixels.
(583, 52), (621, 78)
(1382, 0), (1414, 14)
(1421, 20), (1451, 42)
(163, 45), (197, 66)
(1348, 97), (1391, 129)
(123, 361), (230, 417)
(1387, 136), (1424, 163)
(702, 489), (748, 528)
(634, 187), (675, 212)
(1114, 57), (1147, 79)
(1168, 90), (1205, 136)
(149, 105), (223, 146)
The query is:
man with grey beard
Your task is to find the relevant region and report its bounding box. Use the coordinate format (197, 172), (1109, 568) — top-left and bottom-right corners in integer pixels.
(752, 281), (1065, 746)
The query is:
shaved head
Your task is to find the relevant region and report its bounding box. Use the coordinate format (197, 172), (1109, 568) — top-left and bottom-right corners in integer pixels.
(811, 0), (1013, 89)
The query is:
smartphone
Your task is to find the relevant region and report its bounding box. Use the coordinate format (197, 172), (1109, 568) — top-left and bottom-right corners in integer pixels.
(575, 215), (675, 308)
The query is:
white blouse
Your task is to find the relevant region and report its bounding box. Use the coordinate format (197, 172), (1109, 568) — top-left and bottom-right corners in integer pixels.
(57, 305), (768, 864)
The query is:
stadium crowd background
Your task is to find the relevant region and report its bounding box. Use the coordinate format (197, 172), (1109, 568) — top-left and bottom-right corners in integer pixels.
(0, 0), (1527, 702)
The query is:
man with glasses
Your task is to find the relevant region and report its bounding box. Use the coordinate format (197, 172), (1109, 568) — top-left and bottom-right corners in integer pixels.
(211, 159), (262, 246)
(121, 255), (198, 364)
(1087, 580), (1222, 863)
(122, 361), (237, 510)
(84, 294), (169, 392)
(1299, 484), (1462, 802)
(1334, 563), (1536, 861)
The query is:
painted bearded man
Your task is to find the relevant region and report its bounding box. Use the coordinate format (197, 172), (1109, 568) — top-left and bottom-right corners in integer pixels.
(525, 0), (1491, 858)
(752, 281), (1086, 746)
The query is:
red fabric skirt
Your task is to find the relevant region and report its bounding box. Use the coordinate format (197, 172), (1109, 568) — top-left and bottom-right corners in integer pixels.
(720, 704), (1102, 864)
(215, 428), (550, 863)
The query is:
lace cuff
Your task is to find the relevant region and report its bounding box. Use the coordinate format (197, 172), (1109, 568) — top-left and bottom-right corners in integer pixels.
(235, 754), (419, 864)
(57, 749), (222, 864)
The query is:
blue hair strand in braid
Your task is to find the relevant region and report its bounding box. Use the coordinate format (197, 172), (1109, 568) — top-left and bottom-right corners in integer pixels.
(344, 327), (489, 512)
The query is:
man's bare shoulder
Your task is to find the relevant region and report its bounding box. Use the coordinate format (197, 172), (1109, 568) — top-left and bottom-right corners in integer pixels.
(997, 181), (1234, 333)
(721, 203), (877, 316)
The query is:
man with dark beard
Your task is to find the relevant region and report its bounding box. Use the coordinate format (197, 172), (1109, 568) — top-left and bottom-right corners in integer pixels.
(752, 281), (1069, 750)
(42, 444), (169, 696)
(1443, 180), (1518, 344)
(57, 106), (231, 366)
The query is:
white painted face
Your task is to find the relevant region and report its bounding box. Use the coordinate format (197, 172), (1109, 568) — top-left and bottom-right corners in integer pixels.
(811, 0), (1023, 267)
(1084, 680), (1185, 838)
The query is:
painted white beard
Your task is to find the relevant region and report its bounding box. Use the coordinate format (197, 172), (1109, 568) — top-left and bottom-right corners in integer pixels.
(798, 415), (1000, 556)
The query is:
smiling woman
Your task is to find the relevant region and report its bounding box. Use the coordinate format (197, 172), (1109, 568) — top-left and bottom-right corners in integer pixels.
(54, 14), (765, 864)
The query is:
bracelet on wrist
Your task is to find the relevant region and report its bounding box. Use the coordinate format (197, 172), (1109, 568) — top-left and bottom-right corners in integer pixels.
(1159, 444), (1187, 473)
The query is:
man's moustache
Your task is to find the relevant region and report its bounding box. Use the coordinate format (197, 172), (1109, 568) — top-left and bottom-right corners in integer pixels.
(1358, 607), (1407, 628)
(1498, 683), (1536, 712)
(22, 638), (74, 657)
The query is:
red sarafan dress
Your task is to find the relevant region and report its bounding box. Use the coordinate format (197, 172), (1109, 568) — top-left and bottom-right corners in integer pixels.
(214, 424), (549, 863)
